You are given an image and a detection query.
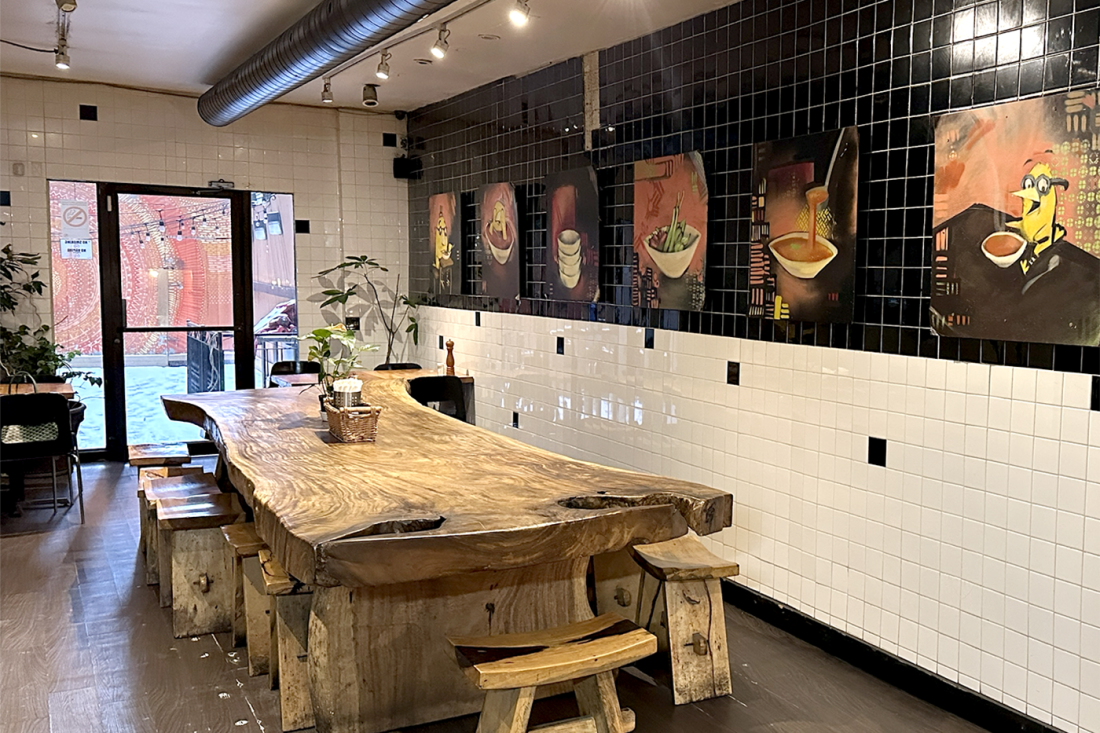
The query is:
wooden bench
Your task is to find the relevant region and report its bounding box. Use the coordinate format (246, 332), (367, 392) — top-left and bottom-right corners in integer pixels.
(222, 523), (266, 649)
(145, 473), (222, 602)
(156, 493), (245, 638)
(258, 548), (313, 732)
(629, 536), (738, 705)
(137, 466), (207, 583)
(128, 442), (191, 467)
(448, 614), (656, 733)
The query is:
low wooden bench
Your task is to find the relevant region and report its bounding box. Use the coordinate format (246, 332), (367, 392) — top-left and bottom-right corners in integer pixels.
(630, 536), (739, 705)
(145, 473), (221, 602)
(157, 493), (245, 638)
(137, 466), (207, 583)
(449, 613), (655, 733)
(128, 442), (191, 467)
(259, 548), (314, 732)
(222, 523), (266, 649)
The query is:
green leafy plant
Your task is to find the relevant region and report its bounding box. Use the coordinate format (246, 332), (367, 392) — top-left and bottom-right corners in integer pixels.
(298, 323), (378, 399)
(316, 255), (422, 366)
(0, 245), (102, 387)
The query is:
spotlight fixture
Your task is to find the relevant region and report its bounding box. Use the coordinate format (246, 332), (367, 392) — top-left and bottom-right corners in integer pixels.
(430, 25), (450, 59)
(157, 211), (165, 233)
(509, 0), (530, 26)
(176, 220), (183, 241)
(362, 83), (379, 108)
(54, 35), (70, 70)
(55, 0), (77, 11)
(320, 77), (333, 104)
(376, 49), (391, 80)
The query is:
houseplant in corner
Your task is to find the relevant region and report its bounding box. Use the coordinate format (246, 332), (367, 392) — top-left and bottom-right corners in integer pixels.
(0, 245), (101, 388)
(315, 255), (422, 366)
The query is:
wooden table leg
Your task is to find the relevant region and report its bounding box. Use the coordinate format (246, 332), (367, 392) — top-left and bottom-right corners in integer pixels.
(308, 557), (590, 733)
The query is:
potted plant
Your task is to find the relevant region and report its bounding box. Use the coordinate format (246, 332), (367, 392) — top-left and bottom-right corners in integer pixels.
(316, 256), (422, 366)
(298, 323), (378, 406)
(0, 245), (101, 388)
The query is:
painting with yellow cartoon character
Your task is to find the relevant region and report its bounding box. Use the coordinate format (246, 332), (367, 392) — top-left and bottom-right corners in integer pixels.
(479, 183), (521, 300)
(428, 192), (459, 295)
(931, 91), (1100, 346)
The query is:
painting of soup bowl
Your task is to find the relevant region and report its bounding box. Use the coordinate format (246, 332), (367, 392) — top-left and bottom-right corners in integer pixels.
(768, 231), (838, 279)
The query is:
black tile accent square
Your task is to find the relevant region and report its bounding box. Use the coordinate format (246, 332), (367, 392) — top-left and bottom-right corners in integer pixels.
(295, 219), (310, 234)
(644, 328), (654, 349)
(1092, 375), (1100, 412)
(0, 190), (9, 207)
(78, 104), (97, 121)
(727, 361), (740, 385)
(475, 312), (481, 327)
(438, 335), (444, 350)
(344, 316), (360, 332)
(382, 132), (398, 147)
(556, 336), (564, 355)
(868, 437), (887, 467)
(512, 411), (519, 428)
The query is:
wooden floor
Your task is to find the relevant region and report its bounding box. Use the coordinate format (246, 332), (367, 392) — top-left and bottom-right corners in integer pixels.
(0, 462), (986, 733)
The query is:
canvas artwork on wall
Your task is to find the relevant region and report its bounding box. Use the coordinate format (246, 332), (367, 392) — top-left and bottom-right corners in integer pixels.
(931, 91), (1100, 346)
(632, 152), (708, 310)
(479, 182), (521, 300)
(428, 192), (459, 295)
(545, 167), (599, 302)
(749, 126), (859, 322)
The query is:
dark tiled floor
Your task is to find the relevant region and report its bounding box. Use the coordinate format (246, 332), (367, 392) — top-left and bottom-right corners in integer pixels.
(1, 462), (986, 733)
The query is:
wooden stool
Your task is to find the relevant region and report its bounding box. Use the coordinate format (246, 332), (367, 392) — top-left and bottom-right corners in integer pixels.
(137, 466), (206, 582)
(157, 493), (245, 638)
(448, 614), (656, 733)
(629, 536), (739, 705)
(221, 523), (265, 649)
(128, 442), (191, 467)
(259, 548), (313, 732)
(145, 473), (221, 602)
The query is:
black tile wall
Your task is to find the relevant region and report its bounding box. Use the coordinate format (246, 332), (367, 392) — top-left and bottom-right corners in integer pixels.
(407, 0), (1100, 375)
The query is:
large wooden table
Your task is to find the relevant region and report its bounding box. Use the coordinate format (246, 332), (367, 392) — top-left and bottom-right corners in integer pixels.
(163, 376), (730, 732)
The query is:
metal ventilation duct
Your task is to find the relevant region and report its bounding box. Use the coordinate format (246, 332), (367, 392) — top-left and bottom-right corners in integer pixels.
(198, 0), (456, 127)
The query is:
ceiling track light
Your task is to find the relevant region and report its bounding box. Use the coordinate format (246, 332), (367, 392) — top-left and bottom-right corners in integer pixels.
(430, 25), (450, 59)
(362, 83), (379, 108)
(321, 77), (333, 104)
(54, 33), (70, 70)
(509, 0), (530, 26)
(55, 0), (77, 11)
(376, 49), (391, 80)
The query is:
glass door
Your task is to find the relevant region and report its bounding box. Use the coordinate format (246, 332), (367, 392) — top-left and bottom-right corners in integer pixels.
(98, 184), (255, 460)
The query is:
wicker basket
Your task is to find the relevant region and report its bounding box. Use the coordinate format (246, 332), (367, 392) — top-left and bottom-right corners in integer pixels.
(324, 400), (383, 443)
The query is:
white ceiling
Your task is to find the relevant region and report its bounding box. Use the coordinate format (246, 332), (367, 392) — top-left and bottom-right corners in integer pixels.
(0, 0), (731, 116)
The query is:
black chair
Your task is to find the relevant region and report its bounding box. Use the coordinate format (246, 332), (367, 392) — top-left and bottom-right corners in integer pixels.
(0, 393), (85, 523)
(408, 376), (467, 423)
(374, 362), (423, 371)
(268, 360), (321, 388)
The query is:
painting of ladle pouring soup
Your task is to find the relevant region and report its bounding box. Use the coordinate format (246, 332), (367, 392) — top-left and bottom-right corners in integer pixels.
(750, 126), (859, 323)
(632, 152), (709, 310)
(479, 182), (522, 300)
(930, 91), (1100, 347)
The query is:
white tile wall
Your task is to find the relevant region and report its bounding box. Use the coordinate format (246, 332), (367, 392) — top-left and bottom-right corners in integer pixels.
(0, 77), (410, 360)
(414, 305), (1099, 733)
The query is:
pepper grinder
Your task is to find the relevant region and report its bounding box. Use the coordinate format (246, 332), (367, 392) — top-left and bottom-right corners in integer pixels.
(445, 339), (455, 376)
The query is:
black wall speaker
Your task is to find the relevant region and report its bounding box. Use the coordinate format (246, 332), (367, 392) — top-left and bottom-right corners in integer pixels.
(393, 156), (422, 180)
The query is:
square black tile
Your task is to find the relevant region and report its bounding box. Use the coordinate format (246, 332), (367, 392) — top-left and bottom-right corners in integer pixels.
(868, 437), (887, 467)
(644, 328), (654, 349)
(295, 219), (310, 234)
(0, 190), (9, 207)
(512, 411), (520, 428)
(556, 336), (565, 355)
(1092, 375), (1100, 412)
(727, 361), (740, 385)
(78, 104), (97, 121)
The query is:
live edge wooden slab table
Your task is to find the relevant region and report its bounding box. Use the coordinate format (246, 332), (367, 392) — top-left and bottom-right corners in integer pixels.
(162, 376), (731, 733)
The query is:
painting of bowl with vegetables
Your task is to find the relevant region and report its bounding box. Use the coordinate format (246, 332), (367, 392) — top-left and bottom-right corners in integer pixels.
(633, 152), (709, 311)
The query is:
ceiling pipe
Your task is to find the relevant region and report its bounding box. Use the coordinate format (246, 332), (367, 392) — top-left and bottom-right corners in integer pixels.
(198, 0), (456, 127)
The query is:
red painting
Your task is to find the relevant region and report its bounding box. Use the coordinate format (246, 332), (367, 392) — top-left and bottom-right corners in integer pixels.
(632, 152), (708, 310)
